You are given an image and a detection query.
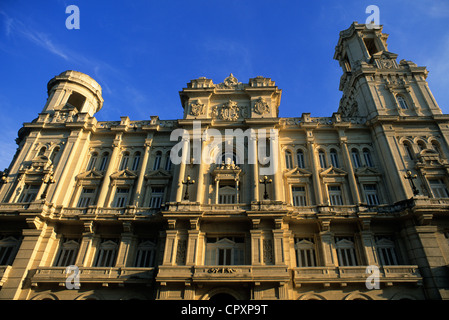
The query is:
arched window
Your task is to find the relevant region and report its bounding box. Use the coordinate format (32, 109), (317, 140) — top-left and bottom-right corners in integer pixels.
(37, 147), (46, 157)
(363, 148), (374, 167)
(403, 142), (414, 159)
(396, 95), (409, 110)
(330, 149), (339, 168)
(296, 150), (305, 168)
(285, 150), (293, 169)
(318, 150), (326, 168)
(99, 152), (109, 171)
(431, 141), (443, 156)
(351, 149), (361, 168)
(132, 152), (141, 171)
(153, 151), (162, 170)
(164, 152), (172, 171)
(50, 146), (60, 163)
(417, 141), (426, 151)
(86, 152), (98, 171)
(119, 152), (130, 170)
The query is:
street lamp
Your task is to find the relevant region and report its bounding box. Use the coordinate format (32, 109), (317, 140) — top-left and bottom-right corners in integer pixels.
(259, 175), (272, 200)
(182, 175), (195, 201)
(404, 170), (419, 196)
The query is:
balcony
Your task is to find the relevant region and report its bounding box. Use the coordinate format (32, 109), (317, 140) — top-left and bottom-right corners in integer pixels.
(293, 265), (421, 287)
(156, 265), (290, 283)
(30, 266), (155, 287)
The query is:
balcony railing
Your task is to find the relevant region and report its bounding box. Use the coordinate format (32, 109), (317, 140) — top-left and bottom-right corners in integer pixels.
(156, 265), (290, 283)
(31, 266), (155, 286)
(293, 265), (421, 286)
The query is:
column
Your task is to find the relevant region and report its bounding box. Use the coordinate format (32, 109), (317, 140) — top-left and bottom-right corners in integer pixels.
(270, 132), (283, 201)
(319, 220), (335, 267)
(116, 222), (134, 267)
(162, 221), (178, 266)
(185, 219), (201, 266)
(307, 139), (323, 205)
(53, 129), (90, 206)
(250, 219), (262, 265)
(175, 137), (189, 202)
(195, 138), (207, 203)
(249, 134), (259, 202)
(339, 136), (361, 204)
(74, 222), (95, 267)
(272, 219), (289, 265)
(97, 133), (122, 207)
(133, 136), (152, 206)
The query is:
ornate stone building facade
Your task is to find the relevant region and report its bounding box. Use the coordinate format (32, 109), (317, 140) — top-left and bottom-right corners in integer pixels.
(1, 22), (449, 300)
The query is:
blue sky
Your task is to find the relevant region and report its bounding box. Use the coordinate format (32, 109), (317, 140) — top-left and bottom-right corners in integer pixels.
(1, 0), (449, 170)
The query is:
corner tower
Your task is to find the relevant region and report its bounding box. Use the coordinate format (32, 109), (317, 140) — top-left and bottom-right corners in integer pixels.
(334, 22), (442, 119)
(42, 70), (104, 117)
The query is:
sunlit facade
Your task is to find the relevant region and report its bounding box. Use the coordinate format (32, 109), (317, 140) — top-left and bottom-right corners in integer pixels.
(0, 22), (449, 300)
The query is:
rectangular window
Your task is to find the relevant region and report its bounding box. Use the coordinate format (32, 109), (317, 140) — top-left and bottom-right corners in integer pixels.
(292, 186), (307, 206)
(295, 238), (317, 267)
(328, 185), (343, 206)
(335, 237), (358, 266)
(205, 237), (245, 265)
(364, 184), (380, 205)
(53, 238), (80, 267)
(149, 187), (164, 208)
(77, 187), (96, 207)
(218, 185), (236, 204)
(134, 239), (157, 268)
(0, 236), (20, 265)
(375, 236), (399, 266)
(18, 184), (40, 203)
(429, 179), (449, 198)
(113, 188), (129, 207)
(93, 238), (119, 267)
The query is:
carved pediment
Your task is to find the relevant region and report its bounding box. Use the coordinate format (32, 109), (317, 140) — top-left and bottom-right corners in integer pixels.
(110, 169), (138, 180)
(355, 166), (381, 177)
(145, 169), (172, 179)
(320, 166), (347, 177)
(284, 167), (312, 177)
(76, 168), (104, 180)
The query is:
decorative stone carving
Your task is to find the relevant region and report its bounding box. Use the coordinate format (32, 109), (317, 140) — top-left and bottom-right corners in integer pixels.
(263, 239), (273, 264)
(189, 99), (205, 116)
(254, 97), (270, 115)
(175, 239), (187, 265)
(213, 99), (241, 121)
